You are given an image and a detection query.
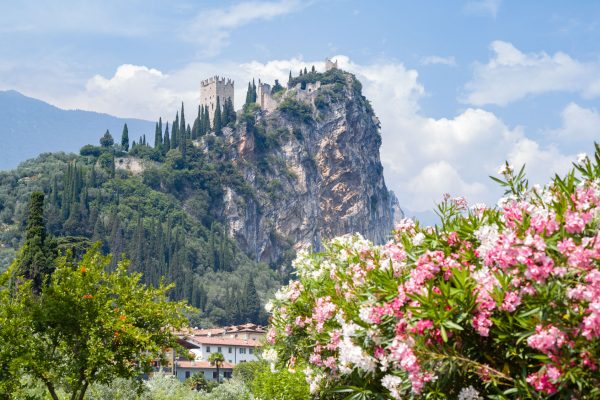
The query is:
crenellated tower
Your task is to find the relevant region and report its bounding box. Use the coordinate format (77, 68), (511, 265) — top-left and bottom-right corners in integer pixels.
(200, 76), (234, 125)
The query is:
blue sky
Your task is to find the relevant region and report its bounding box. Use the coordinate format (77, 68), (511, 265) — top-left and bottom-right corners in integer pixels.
(1, 0), (599, 214)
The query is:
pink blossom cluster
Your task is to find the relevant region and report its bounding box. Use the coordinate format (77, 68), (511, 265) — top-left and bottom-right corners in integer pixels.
(266, 156), (600, 398)
(526, 324), (568, 355)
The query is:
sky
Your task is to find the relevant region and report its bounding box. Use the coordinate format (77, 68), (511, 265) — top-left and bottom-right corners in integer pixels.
(1, 0), (599, 215)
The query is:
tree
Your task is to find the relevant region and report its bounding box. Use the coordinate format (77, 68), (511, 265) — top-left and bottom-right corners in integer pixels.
(100, 130), (114, 148)
(163, 122), (170, 154)
(154, 119), (163, 150)
(245, 82), (253, 106)
(208, 352), (225, 383)
(243, 276), (260, 323)
(0, 247), (189, 400)
(187, 372), (208, 391)
(287, 70), (292, 88)
(121, 124), (129, 151)
(213, 97), (222, 135)
(16, 192), (56, 294)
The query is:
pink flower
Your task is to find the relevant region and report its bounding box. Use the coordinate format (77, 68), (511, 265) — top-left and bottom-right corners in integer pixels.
(564, 210), (592, 234)
(526, 325), (567, 355)
(500, 291), (521, 312)
(526, 366), (560, 395)
(472, 311), (492, 337)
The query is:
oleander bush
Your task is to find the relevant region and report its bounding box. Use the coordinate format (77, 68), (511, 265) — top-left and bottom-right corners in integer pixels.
(265, 144), (600, 399)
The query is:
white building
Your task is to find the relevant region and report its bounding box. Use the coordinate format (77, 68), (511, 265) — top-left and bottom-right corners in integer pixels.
(175, 360), (234, 382)
(183, 335), (261, 365)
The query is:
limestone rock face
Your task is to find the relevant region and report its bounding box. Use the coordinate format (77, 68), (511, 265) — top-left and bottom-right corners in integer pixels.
(215, 70), (397, 264)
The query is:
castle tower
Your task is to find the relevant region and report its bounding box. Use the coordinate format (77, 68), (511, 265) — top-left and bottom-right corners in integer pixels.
(325, 58), (338, 71)
(200, 76), (234, 125)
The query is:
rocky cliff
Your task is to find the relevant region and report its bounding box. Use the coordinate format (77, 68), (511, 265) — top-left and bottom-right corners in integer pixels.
(202, 69), (396, 263)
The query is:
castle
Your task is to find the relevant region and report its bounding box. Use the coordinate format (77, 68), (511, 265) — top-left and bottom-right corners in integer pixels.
(200, 76), (234, 124)
(199, 58), (338, 121)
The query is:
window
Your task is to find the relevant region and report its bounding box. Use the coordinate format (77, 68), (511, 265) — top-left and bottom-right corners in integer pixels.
(249, 348), (254, 354)
(206, 346), (211, 353)
(224, 371), (232, 379)
(217, 347), (222, 353)
(185, 371), (190, 379)
(239, 348), (246, 354)
(228, 347), (232, 354)
(212, 371), (218, 379)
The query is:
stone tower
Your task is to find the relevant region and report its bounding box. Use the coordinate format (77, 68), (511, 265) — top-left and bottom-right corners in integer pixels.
(325, 58), (338, 71)
(200, 76), (234, 125)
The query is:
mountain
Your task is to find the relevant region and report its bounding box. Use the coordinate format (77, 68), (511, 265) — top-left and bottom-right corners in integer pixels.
(0, 90), (155, 170)
(219, 70), (395, 262)
(0, 68), (398, 326)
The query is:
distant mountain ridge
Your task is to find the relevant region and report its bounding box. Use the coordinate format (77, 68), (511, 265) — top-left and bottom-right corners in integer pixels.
(0, 90), (155, 170)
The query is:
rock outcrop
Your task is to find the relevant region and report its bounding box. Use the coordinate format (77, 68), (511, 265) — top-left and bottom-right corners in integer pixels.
(205, 69), (397, 264)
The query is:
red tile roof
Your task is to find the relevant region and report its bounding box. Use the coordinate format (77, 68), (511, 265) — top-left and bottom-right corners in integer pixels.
(187, 336), (262, 347)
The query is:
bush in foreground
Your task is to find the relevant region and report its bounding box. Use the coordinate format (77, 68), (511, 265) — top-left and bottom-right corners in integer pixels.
(265, 145), (600, 399)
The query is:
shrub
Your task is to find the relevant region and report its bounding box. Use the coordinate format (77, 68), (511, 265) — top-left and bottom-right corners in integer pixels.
(278, 98), (313, 124)
(265, 144), (600, 399)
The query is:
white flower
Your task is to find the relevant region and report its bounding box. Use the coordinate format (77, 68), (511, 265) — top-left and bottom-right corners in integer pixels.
(412, 232), (425, 246)
(578, 153), (588, 164)
(474, 225), (499, 259)
(458, 385), (484, 400)
(262, 348), (278, 364)
(358, 306), (373, 324)
(381, 374), (404, 399)
(497, 163), (514, 175)
(338, 337), (376, 373)
(264, 300), (274, 313)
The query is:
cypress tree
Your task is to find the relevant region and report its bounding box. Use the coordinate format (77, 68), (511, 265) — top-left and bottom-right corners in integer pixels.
(203, 106), (210, 134)
(243, 276), (261, 323)
(163, 122), (170, 154)
(154, 118), (163, 149)
(121, 123), (129, 151)
(288, 70), (293, 87)
(303, 67), (307, 75)
(179, 103), (186, 142)
(171, 112), (179, 149)
(311, 65), (315, 73)
(213, 97), (222, 135)
(245, 82), (253, 106)
(251, 79), (257, 102)
(17, 192), (56, 294)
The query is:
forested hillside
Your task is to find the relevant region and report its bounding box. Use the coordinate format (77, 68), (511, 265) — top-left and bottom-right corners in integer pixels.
(0, 68), (394, 327)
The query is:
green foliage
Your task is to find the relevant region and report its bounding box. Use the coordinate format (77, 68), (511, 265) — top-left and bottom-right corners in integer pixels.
(100, 129), (114, 148)
(213, 97), (223, 135)
(122, 123), (130, 151)
(278, 97), (313, 123)
(143, 373), (202, 400)
(0, 247), (189, 400)
(80, 144), (102, 157)
(16, 191), (56, 293)
(251, 361), (310, 400)
(271, 79), (285, 95)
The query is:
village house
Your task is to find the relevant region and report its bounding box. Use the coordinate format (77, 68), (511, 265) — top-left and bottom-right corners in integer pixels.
(156, 323), (266, 382)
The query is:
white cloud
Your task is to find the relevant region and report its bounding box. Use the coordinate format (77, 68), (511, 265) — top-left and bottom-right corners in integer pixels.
(465, 41), (600, 106)
(420, 55), (456, 66)
(463, 0), (502, 18)
(550, 102), (600, 143)
(183, 0), (305, 56)
(51, 55), (588, 212)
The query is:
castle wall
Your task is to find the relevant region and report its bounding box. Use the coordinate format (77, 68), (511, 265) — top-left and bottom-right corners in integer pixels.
(257, 82), (278, 113)
(200, 76), (234, 126)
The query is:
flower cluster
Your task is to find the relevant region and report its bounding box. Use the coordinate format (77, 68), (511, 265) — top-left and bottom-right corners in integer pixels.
(265, 145), (600, 399)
